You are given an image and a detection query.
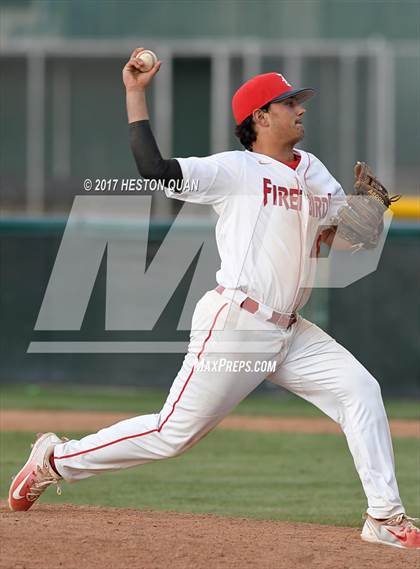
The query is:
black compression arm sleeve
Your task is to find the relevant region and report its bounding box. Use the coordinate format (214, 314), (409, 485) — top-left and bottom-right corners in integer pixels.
(129, 120), (183, 184)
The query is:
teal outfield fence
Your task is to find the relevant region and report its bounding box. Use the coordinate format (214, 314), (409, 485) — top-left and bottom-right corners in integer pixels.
(1, 218), (419, 396)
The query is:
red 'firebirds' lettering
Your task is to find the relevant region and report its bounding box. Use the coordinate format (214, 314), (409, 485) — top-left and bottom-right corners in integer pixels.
(263, 178), (272, 206)
(262, 177), (331, 219)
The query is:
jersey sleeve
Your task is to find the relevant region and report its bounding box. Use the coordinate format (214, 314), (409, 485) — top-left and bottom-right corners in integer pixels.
(305, 153), (347, 222)
(165, 151), (243, 205)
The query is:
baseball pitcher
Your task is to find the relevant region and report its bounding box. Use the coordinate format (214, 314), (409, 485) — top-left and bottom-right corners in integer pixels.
(9, 48), (419, 550)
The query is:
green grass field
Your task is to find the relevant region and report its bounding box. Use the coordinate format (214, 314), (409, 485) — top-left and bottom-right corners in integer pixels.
(1, 385), (419, 527)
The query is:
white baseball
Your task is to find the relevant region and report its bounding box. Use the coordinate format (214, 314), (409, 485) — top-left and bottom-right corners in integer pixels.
(136, 50), (158, 72)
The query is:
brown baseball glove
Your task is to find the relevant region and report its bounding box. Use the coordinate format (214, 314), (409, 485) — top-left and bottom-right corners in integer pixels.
(335, 162), (400, 249)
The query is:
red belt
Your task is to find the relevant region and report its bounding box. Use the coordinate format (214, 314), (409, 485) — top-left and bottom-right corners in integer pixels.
(215, 286), (297, 329)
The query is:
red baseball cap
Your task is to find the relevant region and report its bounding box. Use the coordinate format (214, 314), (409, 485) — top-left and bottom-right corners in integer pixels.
(232, 72), (315, 125)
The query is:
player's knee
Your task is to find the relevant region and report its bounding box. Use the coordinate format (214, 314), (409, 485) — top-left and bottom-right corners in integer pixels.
(342, 368), (382, 405)
(162, 429), (207, 459)
(158, 435), (191, 459)
(362, 376), (384, 414)
(341, 369), (385, 424)
(362, 372), (382, 401)
(367, 375), (382, 398)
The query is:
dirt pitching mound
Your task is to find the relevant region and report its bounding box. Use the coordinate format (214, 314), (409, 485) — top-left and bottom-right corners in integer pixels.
(1, 503), (417, 569)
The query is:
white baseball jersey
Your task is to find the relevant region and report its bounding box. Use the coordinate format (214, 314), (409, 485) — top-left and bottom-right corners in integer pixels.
(167, 149), (346, 313)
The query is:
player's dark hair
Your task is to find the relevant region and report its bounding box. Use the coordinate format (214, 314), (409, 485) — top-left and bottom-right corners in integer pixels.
(234, 104), (270, 151)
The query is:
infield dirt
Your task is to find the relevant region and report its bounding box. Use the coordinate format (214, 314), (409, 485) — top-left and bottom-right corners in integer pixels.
(1, 503), (419, 569)
(1, 409), (419, 437)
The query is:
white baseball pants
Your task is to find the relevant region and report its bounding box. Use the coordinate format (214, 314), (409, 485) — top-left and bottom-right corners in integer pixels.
(54, 290), (404, 519)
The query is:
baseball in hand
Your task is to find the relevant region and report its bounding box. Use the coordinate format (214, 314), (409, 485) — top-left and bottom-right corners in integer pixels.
(136, 50), (158, 72)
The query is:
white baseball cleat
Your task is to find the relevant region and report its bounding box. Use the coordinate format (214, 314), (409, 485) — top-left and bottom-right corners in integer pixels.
(8, 432), (63, 512)
(361, 513), (420, 549)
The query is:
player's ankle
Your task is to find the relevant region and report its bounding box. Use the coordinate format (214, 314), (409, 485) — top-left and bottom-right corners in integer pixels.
(49, 453), (61, 477)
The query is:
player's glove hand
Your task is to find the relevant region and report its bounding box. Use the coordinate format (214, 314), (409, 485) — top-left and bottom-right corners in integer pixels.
(335, 161), (400, 250)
